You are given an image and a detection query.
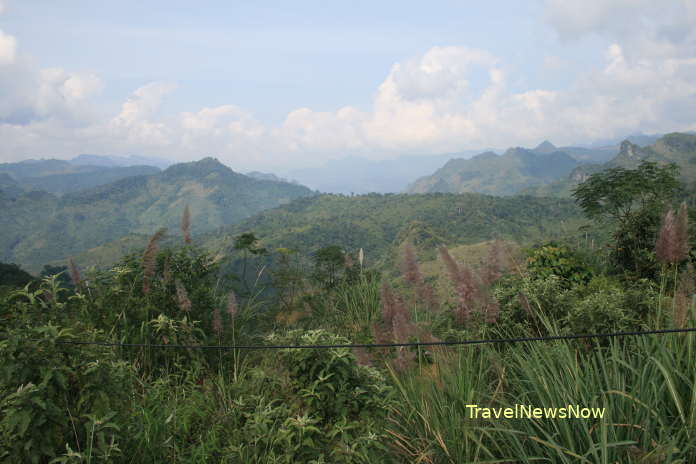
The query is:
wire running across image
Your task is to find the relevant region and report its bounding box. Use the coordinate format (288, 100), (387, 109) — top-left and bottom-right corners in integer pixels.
(19, 327), (696, 351)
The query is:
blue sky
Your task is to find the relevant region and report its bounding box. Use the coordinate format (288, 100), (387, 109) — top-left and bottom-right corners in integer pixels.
(1, 0), (695, 170)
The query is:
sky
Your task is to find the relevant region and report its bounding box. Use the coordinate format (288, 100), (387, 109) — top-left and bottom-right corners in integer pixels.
(1, 0), (696, 171)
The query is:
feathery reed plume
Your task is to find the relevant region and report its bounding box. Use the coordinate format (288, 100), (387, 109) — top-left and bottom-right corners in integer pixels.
(226, 291), (238, 319)
(675, 263), (694, 329)
(676, 202), (690, 262)
(68, 258), (83, 290)
(344, 253), (354, 269)
(439, 246), (477, 324)
(162, 257), (172, 285)
(181, 204), (192, 245)
(656, 209), (677, 265)
(483, 239), (509, 286)
(142, 228), (166, 294)
(439, 245), (460, 282)
(401, 241), (439, 311)
(391, 304), (417, 371)
(212, 308), (223, 336)
(380, 281), (398, 325)
(656, 203), (690, 265)
(352, 347), (372, 366)
(175, 279), (192, 312)
(484, 297), (500, 324)
(401, 241), (423, 287)
(358, 248), (364, 270)
(380, 282), (417, 340)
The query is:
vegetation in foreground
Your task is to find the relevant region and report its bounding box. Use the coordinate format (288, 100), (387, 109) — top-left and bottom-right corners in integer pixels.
(1, 161), (696, 463)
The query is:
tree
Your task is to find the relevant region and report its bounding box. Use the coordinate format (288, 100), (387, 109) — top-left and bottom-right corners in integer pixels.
(233, 232), (268, 294)
(0, 262), (35, 289)
(572, 161), (681, 277)
(312, 245), (345, 289)
(573, 161), (680, 224)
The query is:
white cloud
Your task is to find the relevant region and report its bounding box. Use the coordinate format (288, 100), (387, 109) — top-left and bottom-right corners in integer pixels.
(1, 2), (696, 168)
(0, 29), (17, 65)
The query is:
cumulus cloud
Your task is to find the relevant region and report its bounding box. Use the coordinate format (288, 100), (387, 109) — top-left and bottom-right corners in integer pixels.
(1, 1), (696, 168)
(0, 29), (17, 65)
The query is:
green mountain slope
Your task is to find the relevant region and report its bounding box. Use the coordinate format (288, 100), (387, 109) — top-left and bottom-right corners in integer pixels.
(524, 132), (696, 197)
(206, 192), (585, 268)
(66, 192), (585, 274)
(0, 158), (314, 272)
(408, 143), (580, 196)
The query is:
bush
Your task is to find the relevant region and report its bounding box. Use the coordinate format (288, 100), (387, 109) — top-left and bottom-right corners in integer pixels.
(526, 243), (593, 288)
(0, 325), (133, 463)
(236, 330), (395, 463)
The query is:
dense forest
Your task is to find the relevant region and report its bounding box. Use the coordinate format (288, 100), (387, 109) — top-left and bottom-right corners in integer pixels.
(2, 152), (696, 462)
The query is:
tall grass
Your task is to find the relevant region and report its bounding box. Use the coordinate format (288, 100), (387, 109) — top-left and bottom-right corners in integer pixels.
(389, 320), (696, 462)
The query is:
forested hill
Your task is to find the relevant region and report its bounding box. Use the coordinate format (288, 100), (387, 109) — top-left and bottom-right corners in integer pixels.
(407, 144), (580, 196)
(205, 192), (585, 266)
(524, 132), (696, 197)
(0, 158), (315, 272)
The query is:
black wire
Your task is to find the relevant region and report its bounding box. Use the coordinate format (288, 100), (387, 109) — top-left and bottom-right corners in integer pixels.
(21, 327), (696, 351)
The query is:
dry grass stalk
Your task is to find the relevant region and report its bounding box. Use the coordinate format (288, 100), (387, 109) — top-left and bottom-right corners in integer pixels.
(482, 239), (510, 286)
(378, 282), (420, 371)
(142, 228), (166, 294)
(380, 282), (398, 325)
(162, 257), (172, 285)
(675, 263), (695, 329)
(676, 202), (690, 262)
(68, 259), (82, 290)
(401, 241), (439, 311)
(175, 279), (192, 312)
(657, 204), (690, 265)
(181, 204), (192, 245)
(439, 245), (502, 324)
(656, 209), (678, 265)
(352, 347), (372, 366)
(212, 308), (223, 336)
(226, 291), (238, 319)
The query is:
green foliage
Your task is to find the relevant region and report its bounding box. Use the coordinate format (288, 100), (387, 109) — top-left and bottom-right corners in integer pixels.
(0, 323), (133, 463)
(312, 246), (347, 289)
(526, 243), (593, 288)
(573, 160), (681, 278)
(253, 330), (394, 463)
(0, 262), (34, 291)
(572, 160), (680, 223)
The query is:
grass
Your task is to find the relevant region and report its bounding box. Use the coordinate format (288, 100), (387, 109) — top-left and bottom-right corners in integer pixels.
(387, 319), (696, 463)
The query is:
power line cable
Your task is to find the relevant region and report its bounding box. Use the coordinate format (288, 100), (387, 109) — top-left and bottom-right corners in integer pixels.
(21, 327), (696, 351)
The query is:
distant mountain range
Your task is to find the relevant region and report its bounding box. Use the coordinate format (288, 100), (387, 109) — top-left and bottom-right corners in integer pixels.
(405, 133), (696, 197)
(0, 158), (161, 196)
(281, 135), (668, 195)
(0, 158), (314, 272)
(524, 132), (696, 197)
(407, 141), (582, 196)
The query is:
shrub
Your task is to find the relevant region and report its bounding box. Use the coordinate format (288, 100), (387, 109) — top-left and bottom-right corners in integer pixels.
(0, 324), (133, 463)
(526, 243), (593, 288)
